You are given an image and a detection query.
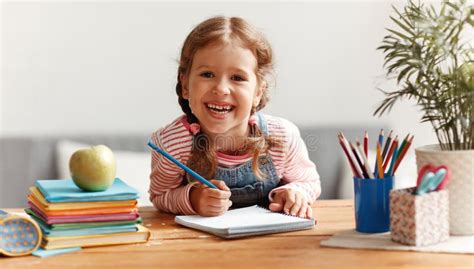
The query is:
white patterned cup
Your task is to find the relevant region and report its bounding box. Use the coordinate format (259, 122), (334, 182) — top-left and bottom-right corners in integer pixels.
(415, 144), (474, 235)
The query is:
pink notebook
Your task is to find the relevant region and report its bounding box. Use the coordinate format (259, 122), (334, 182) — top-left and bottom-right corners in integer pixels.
(28, 203), (139, 224)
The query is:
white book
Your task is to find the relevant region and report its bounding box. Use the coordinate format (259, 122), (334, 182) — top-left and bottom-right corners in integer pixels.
(175, 205), (315, 239)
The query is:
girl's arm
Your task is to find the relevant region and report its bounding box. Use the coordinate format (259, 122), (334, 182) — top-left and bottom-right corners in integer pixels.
(268, 120), (322, 204)
(148, 129), (197, 215)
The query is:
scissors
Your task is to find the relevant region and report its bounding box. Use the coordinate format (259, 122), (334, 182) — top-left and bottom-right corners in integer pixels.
(415, 165), (450, 195)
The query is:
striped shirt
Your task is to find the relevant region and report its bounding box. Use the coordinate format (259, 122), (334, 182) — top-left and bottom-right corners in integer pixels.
(149, 114), (321, 214)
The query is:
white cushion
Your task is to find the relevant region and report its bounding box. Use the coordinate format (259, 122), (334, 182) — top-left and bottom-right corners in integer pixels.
(56, 140), (152, 206)
(337, 150), (417, 199)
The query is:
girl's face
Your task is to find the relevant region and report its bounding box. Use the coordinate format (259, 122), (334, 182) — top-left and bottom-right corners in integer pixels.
(181, 42), (264, 138)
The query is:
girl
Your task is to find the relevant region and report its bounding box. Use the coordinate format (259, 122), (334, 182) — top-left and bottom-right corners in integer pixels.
(149, 16), (321, 219)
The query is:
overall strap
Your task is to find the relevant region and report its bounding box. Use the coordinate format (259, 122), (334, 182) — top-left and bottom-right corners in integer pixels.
(256, 112), (268, 136)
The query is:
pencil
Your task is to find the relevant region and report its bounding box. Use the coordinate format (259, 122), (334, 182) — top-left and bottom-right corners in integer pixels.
(397, 134), (410, 159)
(387, 140), (399, 176)
(379, 129), (384, 148)
(356, 140), (375, 179)
(393, 135), (414, 174)
(373, 129), (384, 176)
(376, 142), (384, 179)
(381, 130), (393, 161)
(350, 142), (369, 179)
(338, 133), (362, 178)
(147, 141), (218, 189)
(382, 135), (398, 171)
(364, 131), (368, 158)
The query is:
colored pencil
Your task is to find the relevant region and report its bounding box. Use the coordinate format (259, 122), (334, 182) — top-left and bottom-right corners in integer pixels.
(376, 142), (384, 179)
(350, 142), (369, 179)
(374, 129), (384, 177)
(397, 134), (410, 159)
(147, 141), (218, 189)
(387, 140), (399, 176)
(338, 133), (362, 178)
(379, 129), (384, 147)
(393, 135), (414, 174)
(343, 133), (364, 178)
(356, 140), (375, 179)
(381, 130), (393, 161)
(364, 131), (368, 158)
(382, 135), (398, 171)
(338, 135), (357, 177)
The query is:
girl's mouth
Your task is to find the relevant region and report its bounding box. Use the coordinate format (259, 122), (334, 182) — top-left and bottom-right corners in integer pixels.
(205, 103), (235, 115)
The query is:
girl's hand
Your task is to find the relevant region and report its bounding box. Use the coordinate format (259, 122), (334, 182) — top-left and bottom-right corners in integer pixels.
(269, 189), (313, 219)
(189, 179), (232, 217)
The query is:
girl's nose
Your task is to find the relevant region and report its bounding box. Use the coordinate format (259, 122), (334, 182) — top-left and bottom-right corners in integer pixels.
(213, 78), (231, 95)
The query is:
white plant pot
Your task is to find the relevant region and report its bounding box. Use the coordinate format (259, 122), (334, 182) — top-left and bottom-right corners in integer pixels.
(415, 144), (474, 235)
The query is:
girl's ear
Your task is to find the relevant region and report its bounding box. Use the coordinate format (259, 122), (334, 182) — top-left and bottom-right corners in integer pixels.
(180, 73), (189, 99)
(254, 81), (266, 107)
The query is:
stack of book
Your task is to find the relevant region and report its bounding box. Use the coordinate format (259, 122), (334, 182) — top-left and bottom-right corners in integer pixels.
(25, 178), (150, 250)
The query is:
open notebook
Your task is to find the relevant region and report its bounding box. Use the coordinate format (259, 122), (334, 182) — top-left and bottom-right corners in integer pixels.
(175, 205), (315, 239)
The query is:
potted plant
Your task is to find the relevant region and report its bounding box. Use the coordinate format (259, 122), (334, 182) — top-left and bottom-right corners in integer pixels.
(374, 0), (473, 235)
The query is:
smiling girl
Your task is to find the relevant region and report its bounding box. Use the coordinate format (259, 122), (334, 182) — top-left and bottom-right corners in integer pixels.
(149, 16), (321, 219)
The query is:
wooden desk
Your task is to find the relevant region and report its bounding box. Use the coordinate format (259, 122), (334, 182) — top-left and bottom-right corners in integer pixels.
(1, 200), (472, 269)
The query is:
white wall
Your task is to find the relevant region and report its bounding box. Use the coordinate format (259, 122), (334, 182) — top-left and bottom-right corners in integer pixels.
(1, 0), (439, 150)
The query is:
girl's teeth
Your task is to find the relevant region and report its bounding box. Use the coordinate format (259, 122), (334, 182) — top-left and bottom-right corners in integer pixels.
(206, 103), (233, 112)
(207, 104), (231, 110)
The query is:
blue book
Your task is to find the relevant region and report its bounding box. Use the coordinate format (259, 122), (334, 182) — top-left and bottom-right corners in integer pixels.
(39, 222), (138, 237)
(35, 178), (139, 203)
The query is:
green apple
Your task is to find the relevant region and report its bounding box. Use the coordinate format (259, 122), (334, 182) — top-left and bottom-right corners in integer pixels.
(69, 145), (117, 191)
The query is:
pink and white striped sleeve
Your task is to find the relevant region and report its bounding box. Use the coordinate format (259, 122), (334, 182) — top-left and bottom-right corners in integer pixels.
(148, 128), (197, 215)
(269, 120), (321, 203)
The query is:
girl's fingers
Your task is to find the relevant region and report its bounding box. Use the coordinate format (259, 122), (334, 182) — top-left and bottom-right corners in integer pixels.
(206, 202), (231, 216)
(206, 188), (231, 199)
(306, 206), (313, 219)
(207, 197), (230, 208)
(203, 196), (232, 215)
(269, 191), (285, 212)
(297, 203), (307, 218)
(283, 191), (296, 215)
(289, 194), (303, 216)
(210, 179), (230, 191)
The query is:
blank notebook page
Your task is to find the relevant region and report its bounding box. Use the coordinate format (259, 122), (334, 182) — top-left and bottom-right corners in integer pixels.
(176, 205), (310, 230)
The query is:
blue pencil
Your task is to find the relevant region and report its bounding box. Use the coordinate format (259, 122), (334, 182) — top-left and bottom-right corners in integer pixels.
(374, 129), (384, 176)
(147, 141), (217, 189)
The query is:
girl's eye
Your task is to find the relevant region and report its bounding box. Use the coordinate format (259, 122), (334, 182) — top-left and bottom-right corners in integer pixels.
(200, 72), (214, 78)
(231, 75), (246, 82)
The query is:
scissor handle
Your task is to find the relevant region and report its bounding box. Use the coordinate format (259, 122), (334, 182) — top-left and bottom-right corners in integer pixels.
(415, 165), (450, 195)
(416, 164), (434, 187)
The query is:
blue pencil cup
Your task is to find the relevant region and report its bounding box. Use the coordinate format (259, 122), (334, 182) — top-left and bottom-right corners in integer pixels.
(353, 176), (393, 233)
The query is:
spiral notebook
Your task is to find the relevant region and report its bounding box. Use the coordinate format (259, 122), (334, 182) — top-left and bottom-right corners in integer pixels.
(175, 205), (315, 239)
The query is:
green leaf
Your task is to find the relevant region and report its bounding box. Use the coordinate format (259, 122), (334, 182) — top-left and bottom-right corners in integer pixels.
(397, 66), (414, 83)
(387, 28), (412, 41)
(446, 2), (461, 12)
(393, 4), (415, 28)
(390, 16), (416, 36)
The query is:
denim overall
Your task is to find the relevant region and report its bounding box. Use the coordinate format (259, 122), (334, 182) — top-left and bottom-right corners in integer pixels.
(215, 113), (281, 208)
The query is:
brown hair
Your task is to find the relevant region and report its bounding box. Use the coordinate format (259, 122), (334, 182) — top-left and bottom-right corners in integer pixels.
(176, 16), (281, 180)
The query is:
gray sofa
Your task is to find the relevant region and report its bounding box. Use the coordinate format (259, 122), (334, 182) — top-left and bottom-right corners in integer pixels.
(0, 127), (383, 208)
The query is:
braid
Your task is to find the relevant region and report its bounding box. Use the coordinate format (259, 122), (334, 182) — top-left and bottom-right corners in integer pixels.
(176, 74), (198, 124)
(246, 111), (283, 180)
